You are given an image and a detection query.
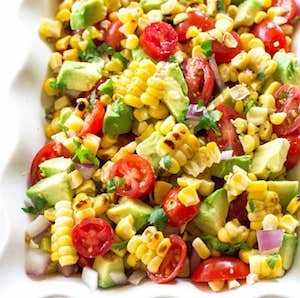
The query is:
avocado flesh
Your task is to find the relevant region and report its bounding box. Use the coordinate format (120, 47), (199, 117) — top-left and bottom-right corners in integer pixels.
(106, 197), (153, 231)
(56, 61), (103, 92)
(279, 233), (298, 270)
(234, 0), (263, 27)
(192, 188), (229, 236)
(26, 172), (73, 206)
(131, 47), (153, 62)
(267, 181), (299, 209)
(207, 88), (234, 111)
(210, 155), (252, 178)
(273, 50), (300, 85)
(93, 252), (125, 288)
(140, 0), (167, 12)
(39, 157), (74, 177)
(70, 0), (107, 30)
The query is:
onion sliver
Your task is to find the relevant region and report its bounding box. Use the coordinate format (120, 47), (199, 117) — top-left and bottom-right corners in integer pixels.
(257, 229), (284, 252)
(109, 272), (128, 286)
(209, 55), (225, 92)
(81, 267), (98, 291)
(128, 270), (146, 285)
(25, 215), (51, 240)
(25, 248), (50, 278)
(221, 150), (233, 160)
(74, 162), (97, 180)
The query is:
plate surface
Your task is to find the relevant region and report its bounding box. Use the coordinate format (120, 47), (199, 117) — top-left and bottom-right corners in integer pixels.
(0, 1), (300, 297)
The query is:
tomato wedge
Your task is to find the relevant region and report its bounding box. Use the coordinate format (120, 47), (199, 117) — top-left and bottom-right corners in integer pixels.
(104, 19), (125, 51)
(272, 0), (297, 23)
(227, 192), (250, 227)
(147, 234), (187, 284)
(162, 188), (200, 227)
(72, 218), (114, 258)
(29, 142), (71, 186)
(182, 57), (214, 105)
(192, 256), (250, 282)
(284, 134), (300, 170)
(140, 22), (178, 61)
(109, 154), (155, 198)
(207, 105), (244, 156)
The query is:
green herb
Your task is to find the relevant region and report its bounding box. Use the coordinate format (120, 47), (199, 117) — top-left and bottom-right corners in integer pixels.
(226, 144), (233, 150)
(112, 52), (129, 67)
(22, 197), (47, 214)
(249, 199), (256, 213)
(148, 206), (169, 231)
(49, 80), (67, 91)
(89, 90), (97, 109)
(195, 99), (222, 135)
(217, 0), (225, 13)
(168, 56), (177, 63)
(97, 43), (115, 55)
(257, 72), (266, 80)
(201, 40), (212, 58)
(161, 153), (172, 170)
(112, 241), (129, 250)
(99, 79), (114, 97)
(107, 176), (125, 193)
(278, 91), (292, 100)
(72, 139), (100, 167)
(79, 36), (102, 63)
(266, 254), (280, 270)
(244, 99), (257, 113)
(291, 16), (300, 25)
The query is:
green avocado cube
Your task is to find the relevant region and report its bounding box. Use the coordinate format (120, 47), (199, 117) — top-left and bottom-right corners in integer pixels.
(279, 233), (298, 270)
(234, 0), (264, 27)
(39, 157), (74, 177)
(140, 0), (167, 12)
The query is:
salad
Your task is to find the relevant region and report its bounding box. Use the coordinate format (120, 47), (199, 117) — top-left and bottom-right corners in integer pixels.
(23, 0), (300, 293)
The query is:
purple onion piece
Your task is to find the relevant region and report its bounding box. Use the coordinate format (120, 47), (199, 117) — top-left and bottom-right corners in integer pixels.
(257, 229), (284, 252)
(57, 263), (77, 277)
(25, 248), (50, 278)
(26, 215), (51, 240)
(209, 55), (225, 92)
(74, 162), (97, 180)
(128, 270), (146, 285)
(190, 247), (201, 274)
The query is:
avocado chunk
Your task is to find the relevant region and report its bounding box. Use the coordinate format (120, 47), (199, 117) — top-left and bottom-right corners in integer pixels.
(267, 181), (299, 209)
(234, 0), (263, 27)
(70, 0), (107, 30)
(288, 159), (300, 183)
(210, 155), (252, 178)
(93, 252), (125, 288)
(136, 131), (163, 172)
(273, 50), (300, 85)
(131, 47), (153, 62)
(207, 88), (234, 111)
(279, 233), (298, 270)
(106, 197), (153, 231)
(56, 61), (103, 91)
(26, 172), (73, 206)
(59, 107), (72, 131)
(192, 188), (229, 236)
(140, 0), (167, 12)
(250, 138), (290, 179)
(39, 157), (74, 177)
(103, 98), (133, 135)
(157, 62), (189, 123)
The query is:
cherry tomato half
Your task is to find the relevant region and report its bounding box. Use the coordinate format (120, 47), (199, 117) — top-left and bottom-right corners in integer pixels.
(272, 0), (297, 23)
(272, 84), (300, 136)
(109, 154), (155, 198)
(162, 188), (200, 227)
(192, 256), (250, 282)
(207, 105), (244, 156)
(140, 22), (178, 61)
(72, 218), (114, 258)
(212, 31), (242, 64)
(252, 20), (288, 57)
(182, 57), (214, 105)
(147, 234), (187, 284)
(29, 142), (71, 186)
(227, 192), (250, 227)
(176, 11), (214, 42)
(284, 134), (300, 170)
(104, 20), (125, 51)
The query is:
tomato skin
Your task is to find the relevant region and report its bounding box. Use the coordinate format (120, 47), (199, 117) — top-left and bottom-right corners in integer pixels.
(212, 32), (242, 64)
(182, 57), (214, 105)
(29, 142), (71, 186)
(176, 11), (214, 42)
(284, 134), (300, 170)
(104, 20), (125, 51)
(207, 105), (244, 156)
(78, 100), (105, 137)
(140, 22), (178, 61)
(162, 188), (200, 227)
(109, 154), (155, 198)
(72, 218), (114, 258)
(77, 254), (95, 268)
(252, 20), (288, 57)
(272, 0), (296, 23)
(227, 192), (250, 227)
(192, 256), (250, 282)
(147, 234), (187, 284)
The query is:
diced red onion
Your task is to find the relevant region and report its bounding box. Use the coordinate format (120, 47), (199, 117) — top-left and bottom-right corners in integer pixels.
(186, 104), (201, 128)
(109, 272), (128, 286)
(74, 162), (97, 180)
(257, 229), (284, 253)
(128, 270), (146, 285)
(209, 55), (225, 92)
(190, 247), (201, 274)
(25, 248), (50, 278)
(81, 267), (98, 291)
(221, 150), (233, 160)
(57, 263), (77, 277)
(25, 215), (51, 240)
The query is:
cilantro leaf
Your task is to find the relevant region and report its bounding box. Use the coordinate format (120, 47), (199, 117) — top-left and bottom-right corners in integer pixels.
(291, 15), (300, 25)
(161, 154), (172, 170)
(168, 56), (177, 63)
(226, 144), (233, 150)
(22, 197), (47, 214)
(107, 176), (125, 193)
(257, 72), (266, 80)
(148, 206), (169, 231)
(244, 99), (257, 113)
(112, 52), (129, 67)
(201, 40), (212, 58)
(97, 43), (115, 55)
(249, 199), (256, 213)
(99, 79), (114, 97)
(49, 80), (67, 91)
(266, 254), (280, 270)
(112, 241), (129, 250)
(278, 91), (292, 100)
(217, 0), (225, 13)
(72, 139), (100, 167)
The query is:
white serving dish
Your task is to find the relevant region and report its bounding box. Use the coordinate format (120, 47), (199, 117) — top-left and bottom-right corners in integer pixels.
(0, 0), (300, 297)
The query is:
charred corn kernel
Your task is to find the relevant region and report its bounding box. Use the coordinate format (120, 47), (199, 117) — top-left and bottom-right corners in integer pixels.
(54, 95), (71, 111)
(239, 249), (259, 264)
(142, 227), (163, 247)
(259, 121), (273, 141)
(178, 186), (200, 207)
(127, 253), (138, 267)
(208, 280), (225, 292)
(39, 18), (62, 39)
(100, 135), (117, 149)
(269, 112), (287, 125)
(44, 208), (56, 222)
(153, 181), (173, 205)
(82, 133), (101, 156)
(231, 118), (248, 134)
(234, 100), (244, 114)
(124, 94), (143, 108)
(49, 52), (63, 71)
(156, 238), (171, 257)
(127, 235), (143, 254)
(125, 34), (139, 49)
(97, 146), (118, 160)
(158, 115), (176, 135)
(75, 180), (96, 196)
(262, 214), (279, 230)
(149, 103), (169, 119)
(93, 194), (110, 216)
(115, 215), (136, 240)
(64, 114), (84, 132)
(43, 78), (59, 96)
(231, 51), (250, 70)
(192, 237), (211, 259)
(286, 196), (300, 214)
(55, 35), (71, 51)
(73, 197), (95, 223)
(68, 169), (83, 189)
(133, 107), (150, 122)
(247, 181), (268, 193)
(278, 214), (299, 233)
(147, 256), (163, 274)
(112, 141), (137, 162)
(63, 48), (79, 61)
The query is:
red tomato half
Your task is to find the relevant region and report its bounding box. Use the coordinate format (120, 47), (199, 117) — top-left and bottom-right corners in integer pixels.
(79, 100), (105, 137)
(192, 256), (250, 282)
(147, 234), (187, 284)
(207, 105), (244, 156)
(29, 142), (71, 186)
(72, 218), (114, 258)
(109, 154), (155, 198)
(284, 134), (300, 170)
(252, 20), (288, 57)
(272, 84), (300, 136)
(212, 31), (242, 64)
(140, 22), (178, 61)
(272, 0), (297, 23)
(176, 11), (215, 42)
(104, 20), (125, 51)
(182, 57), (214, 105)
(162, 188), (200, 227)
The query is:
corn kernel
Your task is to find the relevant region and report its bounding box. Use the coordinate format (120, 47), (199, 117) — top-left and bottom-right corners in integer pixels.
(147, 256), (163, 274)
(127, 253), (138, 267)
(43, 78), (59, 96)
(269, 112), (287, 125)
(44, 208), (56, 222)
(93, 194), (110, 216)
(178, 186), (200, 207)
(262, 214), (279, 230)
(239, 249), (259, 264)
(83, 133), (101, 155)
(156, 238), (171, 257)
(55, 35), (71, 51)
(153, 181), (173, 205)
(48, 52), (63, 71)
(64, 114), (84, 132)
(63, 48), (79, 61)
(254, 11), (267, 23)
(278, 214), (299, 233)
(39, 18), (62, 39)
(192, 237), (211, 259)
(127, 235), (143, 254)
(208, 280), (225, 292)
(125, 34), (139, 49)
(68, 169), (83, 189)
(115, 215), (136, 240)
(75, 180), (96, 196)
(286, 196), (300, 214)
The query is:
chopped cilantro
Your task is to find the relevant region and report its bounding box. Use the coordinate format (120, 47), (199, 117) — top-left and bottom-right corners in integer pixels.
(89, 90), (97, 109)
(112, 52), (129, 67)
(226, 144), (233, 150)
(278, 91), (292, 100)
(217, 0), (225, 13)
(266, 254), (280, 270)
(72, 139), (100, 167)
(49, 80), (67, 91)
(249, 199), (256, 213)
(99, 78), (114, 97)
(244, 99), (257, 113)
(201, 40), (212, 58)
(161, 154), (172, 170)
(148, 206), (169, 231)
(291, 16), (300, 25)
(112, 241), (129, 250)
(257, 72), (266, 80)
(22, 197), (47, 214)
(97, 43), (115, 55)
(168, 56), (177, 63)
(107, 176), (125, 193)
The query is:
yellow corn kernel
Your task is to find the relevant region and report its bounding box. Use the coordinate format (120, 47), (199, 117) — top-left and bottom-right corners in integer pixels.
(178, 186), (200, 207)
(259, 121), (273, 142)
(44, 208), (56, 222)
(240, 33), (255, 51)
(239, 134), (256, 154)
(75, 180), (96, 196)
(115, 215), (136, 240)
(247, 181), (268, 193)
(267, 6), (287, 18)
(127, 253), (138, 267)
(254, 11), (267, 23)
(177, 175), (202, 189)
(48, 52), (63, 71)
(43, 78), (59, 96)
(54, 96), (71, 111)
(286, 196), (300, 214)
(247, 230), (257, 247)
(159, 115), (176, 135)
(262, 214), (279, 230)
(215, 17), (233, 32)
(135, 243), (149, 259)
(264, 82), (282, 95)
(239, 249), (259, 264)
(93, 194), (110, 216)
(125, 34), (139, 49)
(156, 238), (171, 257)
(64, 114), (84, 132)
(248, 191), (268, 201)
(250, 221), (263, 230)
(218, 228), (230, 243)
(269, 112), (287, 125)
(100, 134), (117, 149)
(133, 107), (150, 122)
(237, 70), (256, 85)
(148, 104), (169, 119)
(83, 133), (101, 155)
(124, 94), (143, 108)
(208, 280), (225, 292)
(68, 169), (83, 189)
(167, 157), (181, 174)
(39, 18), (62, 39)
(97, 146), (118, 160)
(263, 0), (272, 8)
(147, 256), (163, 274)
(278, 214), (299, 234)
(153, 181), (172, 205)
(231, 118), (248, 134)
(127, 235), (143, 254)
(234, 100), (244, 115)
(69, 34), (82, 49)
(246, 106), (269, 126)
(119, 21), (137, 36)
(56, 8), (71, 22)
(112, 141), (137, 162)
(141, 249), (156, 265)
(63, 48), (79, 61)
(231, 51), (250, 70)
(55, 35), (71, 51)
(258, 93), (276, 110)
(104, 58), (124, 73)
(227, 5), (238, 18)
(264, 60), (278, 76)
(78, 40), (88, 51)
(198, 180), (215, 197)
(192, 237), (211, 259)
(186, 26), (199, 39)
